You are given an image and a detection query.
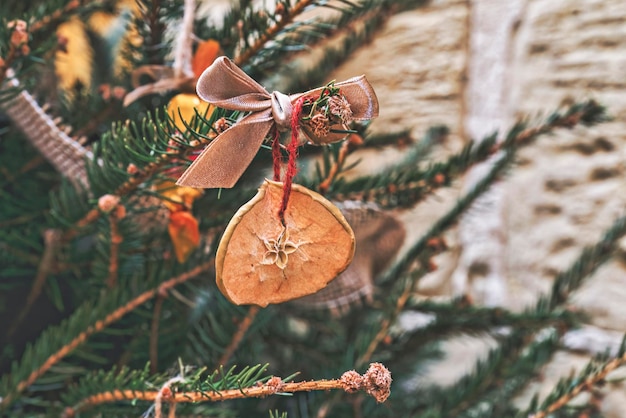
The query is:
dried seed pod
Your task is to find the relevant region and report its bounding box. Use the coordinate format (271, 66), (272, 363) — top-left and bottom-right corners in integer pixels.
(216, 180), (355, 306)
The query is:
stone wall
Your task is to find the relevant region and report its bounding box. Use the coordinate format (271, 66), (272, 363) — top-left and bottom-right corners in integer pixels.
(332, 0), (626, 414)
(201, 0), (626, 413)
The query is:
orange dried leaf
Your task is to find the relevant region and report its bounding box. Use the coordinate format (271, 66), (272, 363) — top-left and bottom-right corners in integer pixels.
(192, 39), (221, 79)
(216, 180), (355, 306)
(168, 211), (200, 263)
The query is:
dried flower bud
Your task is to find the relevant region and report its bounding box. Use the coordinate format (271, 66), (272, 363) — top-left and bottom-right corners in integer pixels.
(98, 194), (120, 213)
(340, 370), (363, 392)
(363, 363), (392, 403)
(114, 204), (127, 220)
(126, 163), (139, 175)
(56, 34), (69, 53)
(306, 114), (331, 138)
(8, 20), (29, 56)
(265, 376), (285, 394)
(328, 95), (353, 123)
(214, 117), (229, 133)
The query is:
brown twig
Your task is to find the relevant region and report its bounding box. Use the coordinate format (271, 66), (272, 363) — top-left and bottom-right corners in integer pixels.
(28, 0), (86, 34)
(530, 354), (626, 418)
(356, 282), (412, 368)
(217, 305), (260, 368)
(150, 294), (166, 374)
(331, 104), (602, 204)
(6, 229), (61, 338)
(318, 135), (359, 195)
(0, 262), (212, 409)
(63, 363), (392, 417)
(106, 213), (122, 288)
(234, 0), (317, 67)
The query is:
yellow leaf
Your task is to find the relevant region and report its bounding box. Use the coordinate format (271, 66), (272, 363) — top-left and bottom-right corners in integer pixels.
(167, 93), (213, 132)
(154, 180), (203, 212)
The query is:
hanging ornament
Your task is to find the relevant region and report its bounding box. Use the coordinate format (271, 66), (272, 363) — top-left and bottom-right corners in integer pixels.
(215, 180), (355, 306)
(176, 56), (379, 305)
(176, 56), (379, 189)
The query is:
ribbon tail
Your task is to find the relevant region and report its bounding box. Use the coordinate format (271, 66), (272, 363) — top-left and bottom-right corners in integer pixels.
(331, 75), (380, 120)
(177, 120), (273, 189)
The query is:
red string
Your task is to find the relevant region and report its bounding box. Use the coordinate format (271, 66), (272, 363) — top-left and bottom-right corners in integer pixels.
(271, 128), (282, 182)
(278, 97), (305, 223)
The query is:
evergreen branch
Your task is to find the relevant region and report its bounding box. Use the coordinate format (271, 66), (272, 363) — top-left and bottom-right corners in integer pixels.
(405, 299), (578, 343)
(5, 229), (61, 338)
(357, 237), (448, 368)
(150, 294), (166, 374)
(382, 100), (607, 283)
(540, 213), (626, 311)
(318, 134), (360, 195)
(529, 342), (626, 418)
(234, 0), (318, 68)
(28, 0), (90, 34)
(106, 212), (122, 288)
(0, 262), (212, 410)
(217, 306), (261, 368)
(63, 362), (392, 416)
(328, 100), (607, 207)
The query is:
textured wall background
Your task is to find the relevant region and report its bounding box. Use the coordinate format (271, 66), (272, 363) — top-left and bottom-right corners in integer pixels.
(332, 0), (626, 414)
(200, 0), (626, 413)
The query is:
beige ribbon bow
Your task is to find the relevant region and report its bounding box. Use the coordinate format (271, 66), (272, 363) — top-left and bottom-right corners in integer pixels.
(176, 56), (379, 189)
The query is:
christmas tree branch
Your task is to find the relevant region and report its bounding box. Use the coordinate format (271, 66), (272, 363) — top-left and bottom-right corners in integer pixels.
(63, 362), (392, 417)
(382, 100), (607, 283)
(352, 101), (607, 384)
(217, 305), (261, 368)
(329, 100), (606, 207)
(6, 229), (61, 338)
(529, 345), (626, 418)
(0, 262), (212, 410)
(234, 0), (317, 67)
(106, 212), (122, 288)
(357, 238), (447, 368)
(318, 134), (361, 195)
(150, 293), (166, 374)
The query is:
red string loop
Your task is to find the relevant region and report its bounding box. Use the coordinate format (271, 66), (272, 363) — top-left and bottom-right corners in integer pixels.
(271, 128), (282, 182)
(277, 97), (305, 223)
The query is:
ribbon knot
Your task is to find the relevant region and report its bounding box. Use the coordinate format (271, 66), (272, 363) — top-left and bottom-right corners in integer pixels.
(176, 56), (379, 189)
(270, 91), (293, 130)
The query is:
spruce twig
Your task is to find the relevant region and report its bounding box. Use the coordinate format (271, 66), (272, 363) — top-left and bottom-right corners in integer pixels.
(234, 0), (317, 67)
(63, 362), (392, 416)
(217, 305), (261, 368)
(6, 229), (61, 338)
(329, 100), (606, 207)
(150, 294), (166, 374)
(0, 262), (212, 410)
(529, 347), (626, 418)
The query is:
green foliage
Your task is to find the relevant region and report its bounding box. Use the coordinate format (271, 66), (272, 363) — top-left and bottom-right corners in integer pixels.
(0, 0), (623, 417)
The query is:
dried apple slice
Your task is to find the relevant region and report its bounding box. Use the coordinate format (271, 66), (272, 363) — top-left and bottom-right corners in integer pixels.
(216, 180), (355, 306)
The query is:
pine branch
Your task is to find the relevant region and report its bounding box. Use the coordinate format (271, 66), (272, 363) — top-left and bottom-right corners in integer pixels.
(217, 305), (261, 368)
(528, 338), (626, 418)
(327, 100), (607, 208)
(0, 262), (212, 410)
(381, 100), (607, 283)
(63, 362), (392, 416)
(234, 0), (318, 68)
(539, 213), (626, 312)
